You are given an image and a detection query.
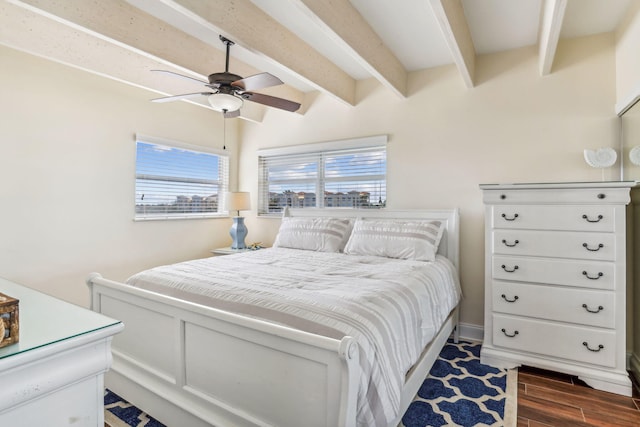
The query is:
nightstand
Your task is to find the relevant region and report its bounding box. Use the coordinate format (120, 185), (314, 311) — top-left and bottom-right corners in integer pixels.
(211, 247), (261, 256)
(0, 277), (123, 425)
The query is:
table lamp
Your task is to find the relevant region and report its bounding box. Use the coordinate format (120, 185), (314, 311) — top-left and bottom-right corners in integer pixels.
(226, 192), (251, 249)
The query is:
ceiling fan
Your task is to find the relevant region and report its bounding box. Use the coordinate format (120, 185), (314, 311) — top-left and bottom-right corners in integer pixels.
(151, 35), (301, 118)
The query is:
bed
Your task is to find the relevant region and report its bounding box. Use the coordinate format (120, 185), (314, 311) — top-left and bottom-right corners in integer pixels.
(87, 208), (461, 427)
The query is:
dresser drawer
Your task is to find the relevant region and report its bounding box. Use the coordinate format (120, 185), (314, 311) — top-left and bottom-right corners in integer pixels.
(492, 282), (615, 328)
(482, 187), (631, 205)
(492, 230), (616, 261)
(492, 314), (616, 368)
(492, 256), (615, 289)
(491, 205), (615, 232)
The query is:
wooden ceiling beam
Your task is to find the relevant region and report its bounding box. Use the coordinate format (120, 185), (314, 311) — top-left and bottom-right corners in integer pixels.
(429, 0), (476, 88)
(10, 0), (238, 82)
(291, 0), (407, 98)
(538, 0), (568, 76)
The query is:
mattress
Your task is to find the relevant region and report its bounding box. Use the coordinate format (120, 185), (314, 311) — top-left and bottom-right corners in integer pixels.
(126, 247), (461, 427)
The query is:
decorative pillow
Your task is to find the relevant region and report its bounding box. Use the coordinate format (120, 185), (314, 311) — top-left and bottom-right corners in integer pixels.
(344, 218), (445, 261)
(273, 217), (354, 252)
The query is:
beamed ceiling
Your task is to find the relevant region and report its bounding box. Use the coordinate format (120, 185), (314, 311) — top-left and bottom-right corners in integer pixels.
(0, 0), (636, 122)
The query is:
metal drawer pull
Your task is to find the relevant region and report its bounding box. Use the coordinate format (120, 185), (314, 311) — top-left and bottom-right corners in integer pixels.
(501, 328), (519, 338)
(582, 243), (604, 251)
(501, 264), (519, 273)
(582, 214), (603, 223)
(501, 294), (519, 303)
(501, 239), (519, 247)
(582, 304), (604, 313)
(501, 213), (519, 221)
(582, 342), (604, 352)
(582, 271), (603, 280)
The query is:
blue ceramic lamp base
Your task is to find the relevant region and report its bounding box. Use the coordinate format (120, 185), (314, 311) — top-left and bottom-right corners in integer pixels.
(230, 217), (248, 249)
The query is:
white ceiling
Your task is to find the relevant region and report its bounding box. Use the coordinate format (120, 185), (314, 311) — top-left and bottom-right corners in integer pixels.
(1, 0), (636, 121)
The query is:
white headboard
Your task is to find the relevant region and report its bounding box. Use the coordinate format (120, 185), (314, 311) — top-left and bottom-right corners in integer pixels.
(282, 207), (460, 273)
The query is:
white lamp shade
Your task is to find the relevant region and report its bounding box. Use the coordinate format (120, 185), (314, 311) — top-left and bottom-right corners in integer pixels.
(226, 192), (251, 213)
(208, 93), (244, 112)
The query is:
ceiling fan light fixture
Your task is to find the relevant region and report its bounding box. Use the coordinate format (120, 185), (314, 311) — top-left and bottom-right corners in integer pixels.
(208, 93), (243, 112)
(153, 36), (297, 112)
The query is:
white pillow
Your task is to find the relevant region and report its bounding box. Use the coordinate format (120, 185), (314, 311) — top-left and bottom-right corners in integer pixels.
(273, 217), (354, 252)
(344, 218), (445, 261)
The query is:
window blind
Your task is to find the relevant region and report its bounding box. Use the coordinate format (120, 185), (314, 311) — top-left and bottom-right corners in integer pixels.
(258, 136), (386, 215)
(135, 136), (229, 220)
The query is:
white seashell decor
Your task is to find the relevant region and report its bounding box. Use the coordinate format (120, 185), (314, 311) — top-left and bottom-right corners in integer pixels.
(629, 146), (640, 166)
(583, 147), (617, 168)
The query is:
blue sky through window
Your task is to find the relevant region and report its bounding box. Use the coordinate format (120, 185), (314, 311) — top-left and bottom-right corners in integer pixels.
(135, 141), (225, 211)
(136, 142), (220, 180)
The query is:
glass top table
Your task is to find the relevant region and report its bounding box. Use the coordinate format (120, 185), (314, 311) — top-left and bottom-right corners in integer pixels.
(0, 277), (121, 360)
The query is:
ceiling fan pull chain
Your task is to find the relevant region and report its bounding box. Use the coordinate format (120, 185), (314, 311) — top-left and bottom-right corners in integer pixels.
(223, 110), (227, 150)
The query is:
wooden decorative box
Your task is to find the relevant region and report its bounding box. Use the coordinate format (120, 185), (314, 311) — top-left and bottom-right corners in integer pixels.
(0, 292), (19, 348)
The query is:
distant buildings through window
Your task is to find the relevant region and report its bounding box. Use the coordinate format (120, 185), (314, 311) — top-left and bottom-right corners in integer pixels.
(268, 190), (385, 213)
(258, 135), (387, 215)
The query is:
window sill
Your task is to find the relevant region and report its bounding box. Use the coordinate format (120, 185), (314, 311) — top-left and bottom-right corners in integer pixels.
(134, 214), (229, 221)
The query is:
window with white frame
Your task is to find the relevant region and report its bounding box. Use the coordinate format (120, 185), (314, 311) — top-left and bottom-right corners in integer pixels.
(135, 135), (229, 220)
(257, 135), (387, 215)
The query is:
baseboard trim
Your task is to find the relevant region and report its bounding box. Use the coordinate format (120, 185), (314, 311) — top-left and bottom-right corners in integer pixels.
(458, 322), (483, 342)
(630, 351), (640, 386)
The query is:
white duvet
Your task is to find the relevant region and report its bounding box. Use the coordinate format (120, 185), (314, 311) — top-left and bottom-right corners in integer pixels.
(126, 247), (461, 427)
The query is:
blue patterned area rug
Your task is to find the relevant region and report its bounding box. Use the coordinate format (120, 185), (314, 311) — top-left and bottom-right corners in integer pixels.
(104, 339), (516, 427)
(104, 389), (166, 427)
(402, 339), (517, 427)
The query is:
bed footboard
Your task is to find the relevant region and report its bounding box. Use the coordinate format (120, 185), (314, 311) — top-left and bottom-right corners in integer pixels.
(87, 273), (361, 427)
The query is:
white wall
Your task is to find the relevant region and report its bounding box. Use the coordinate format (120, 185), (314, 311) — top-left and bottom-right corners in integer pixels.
(615, 1), (640, 109)
(0, 45), (238, 306)
(239, 34), (618, 330)
(0, 32), (622, 332)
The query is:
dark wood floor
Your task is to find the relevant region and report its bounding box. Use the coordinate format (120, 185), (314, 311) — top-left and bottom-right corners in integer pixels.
(517, 366), (640, 427)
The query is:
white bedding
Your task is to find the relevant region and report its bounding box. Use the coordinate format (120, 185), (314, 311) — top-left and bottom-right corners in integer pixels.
(126, 247), (461, 427)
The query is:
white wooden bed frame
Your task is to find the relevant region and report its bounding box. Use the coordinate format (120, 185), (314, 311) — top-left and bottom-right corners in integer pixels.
(87, 208), (460, 427)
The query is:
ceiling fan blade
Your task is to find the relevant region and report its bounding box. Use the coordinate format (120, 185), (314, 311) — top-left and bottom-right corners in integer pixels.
(223, 109), (241, 119)
(231, 72), (283, 91)
(151, 92), (213, 103)
(151, 69), (208, 85)
(241, 92), (301, 112)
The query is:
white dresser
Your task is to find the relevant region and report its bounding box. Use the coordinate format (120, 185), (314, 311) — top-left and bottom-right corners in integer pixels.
(479, 181), (638, 396)
(0, 278), (123, 426)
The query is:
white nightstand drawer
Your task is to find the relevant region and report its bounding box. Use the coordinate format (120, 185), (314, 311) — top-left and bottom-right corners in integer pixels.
(492, 256), (615, 289)
(492, 282), (615, 328)
(491, 205), (615, 232)
(492, 314), (616, 368)
(492, 230), (616, 261)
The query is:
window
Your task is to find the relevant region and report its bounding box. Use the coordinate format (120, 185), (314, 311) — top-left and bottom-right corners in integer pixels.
(135, 135), (229, 220)
(258, 135), (386, 215)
